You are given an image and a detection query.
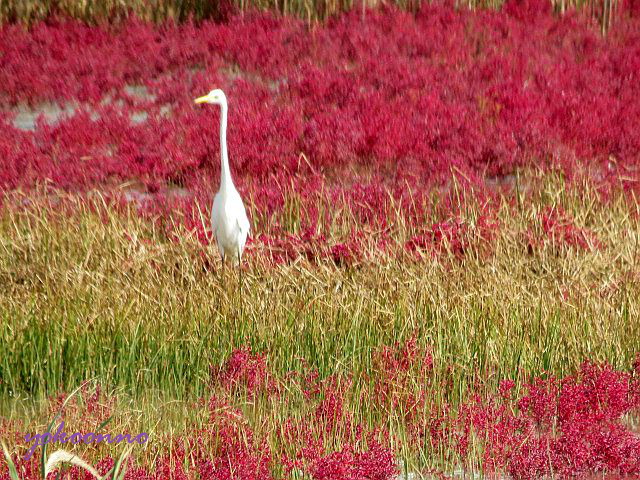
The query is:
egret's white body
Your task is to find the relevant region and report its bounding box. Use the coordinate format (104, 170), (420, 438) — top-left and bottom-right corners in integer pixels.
(195, 89), (250, 265)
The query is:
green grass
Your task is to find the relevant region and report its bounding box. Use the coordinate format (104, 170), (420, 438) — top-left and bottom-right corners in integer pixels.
(1, 175), (639, 474)
(1, 176), (638, 401)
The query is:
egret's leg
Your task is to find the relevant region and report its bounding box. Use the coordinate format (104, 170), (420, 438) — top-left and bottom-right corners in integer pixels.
(220, 251), (226, 284)
(237, 247), (244, 311)
(235, 247), (240, 281)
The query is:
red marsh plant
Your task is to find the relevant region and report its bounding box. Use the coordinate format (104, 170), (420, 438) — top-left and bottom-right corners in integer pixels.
(2, 348), (639, 479)
(0, 3), (639, 264)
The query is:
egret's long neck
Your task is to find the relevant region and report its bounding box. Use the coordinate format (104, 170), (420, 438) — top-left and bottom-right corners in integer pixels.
(219, 100), (233, 192)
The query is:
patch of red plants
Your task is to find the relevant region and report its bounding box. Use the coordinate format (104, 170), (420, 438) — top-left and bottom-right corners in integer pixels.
(2, 347), (639, 479)
(211, 345), (280, 398)
(0, 1), (639, 263)
(524, 205), (604, 253)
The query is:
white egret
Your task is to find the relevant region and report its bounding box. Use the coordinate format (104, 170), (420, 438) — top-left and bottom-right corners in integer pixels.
(194, 89), (250, 266)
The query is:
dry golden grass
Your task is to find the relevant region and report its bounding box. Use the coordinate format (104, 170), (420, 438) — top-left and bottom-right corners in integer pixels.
(0, 0), (624, 30)
(0, 173), (638, 399)
(0, 173), (639, 474)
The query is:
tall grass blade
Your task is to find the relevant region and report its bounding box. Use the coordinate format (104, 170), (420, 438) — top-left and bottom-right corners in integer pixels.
(1, 441), (21, 480)
(96, 414), (114, 433)
(104, 444), (134, 480)
(41, 383), (88, 478)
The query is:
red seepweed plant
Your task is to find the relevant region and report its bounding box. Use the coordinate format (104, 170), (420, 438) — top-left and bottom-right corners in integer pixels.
(2, 347), (639, 479)
(0, 1), (639, 263)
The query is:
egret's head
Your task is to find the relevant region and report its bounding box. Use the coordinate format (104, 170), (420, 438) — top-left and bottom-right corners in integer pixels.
(194, 89), (226, 106)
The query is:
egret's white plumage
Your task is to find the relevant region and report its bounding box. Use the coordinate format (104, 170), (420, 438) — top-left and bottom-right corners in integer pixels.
(195, 89), (250, 265)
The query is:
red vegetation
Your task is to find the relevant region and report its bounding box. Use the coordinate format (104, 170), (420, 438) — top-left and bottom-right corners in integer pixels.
(2, 345), (639, 479)
(0, 2), (639, 262)
(524, 205), (604, 253)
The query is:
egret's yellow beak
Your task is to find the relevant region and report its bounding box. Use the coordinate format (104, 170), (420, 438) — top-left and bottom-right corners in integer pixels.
(194, 94), (210, 104)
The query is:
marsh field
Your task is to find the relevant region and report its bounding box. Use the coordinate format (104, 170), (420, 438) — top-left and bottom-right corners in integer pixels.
(1, 1), (640, 478)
